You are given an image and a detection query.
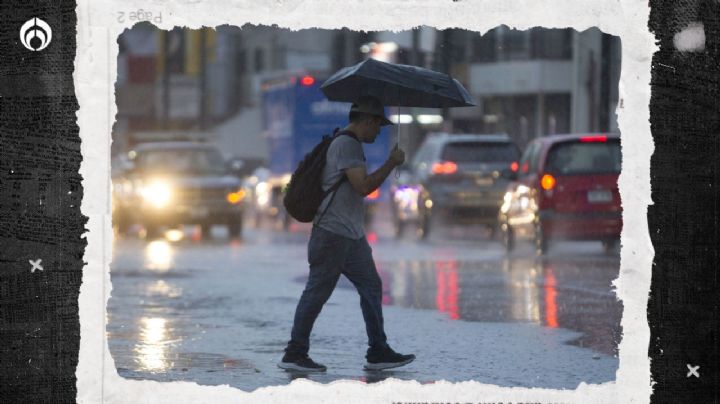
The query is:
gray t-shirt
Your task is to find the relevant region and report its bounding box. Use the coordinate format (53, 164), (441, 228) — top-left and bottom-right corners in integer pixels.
(313, 133), (366, 239)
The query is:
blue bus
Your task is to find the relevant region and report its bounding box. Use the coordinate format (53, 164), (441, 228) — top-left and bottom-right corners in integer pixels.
(261, 74), (392, 228)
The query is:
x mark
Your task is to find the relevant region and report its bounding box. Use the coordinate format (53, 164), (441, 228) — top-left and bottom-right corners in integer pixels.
(29, 259), (43, 273)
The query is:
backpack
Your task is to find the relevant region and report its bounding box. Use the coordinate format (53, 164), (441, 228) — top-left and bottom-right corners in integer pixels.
(283, 128), (357, 223)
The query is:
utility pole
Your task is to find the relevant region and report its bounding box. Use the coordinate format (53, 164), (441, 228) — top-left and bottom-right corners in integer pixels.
(586, 50), (597, 132)
(440, 29), (452, 132)
(199, 28), (208, 131)
(408, 28), (421, 155)
(162, 30), (170, 130)
(412, 28), (421, 65)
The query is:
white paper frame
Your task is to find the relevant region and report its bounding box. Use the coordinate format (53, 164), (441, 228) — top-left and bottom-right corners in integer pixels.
(76, 1), (655, 402)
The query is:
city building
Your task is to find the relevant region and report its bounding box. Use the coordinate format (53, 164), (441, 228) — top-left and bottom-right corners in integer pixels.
(113, 24), (620, 160)
(447, 26), (621, 149)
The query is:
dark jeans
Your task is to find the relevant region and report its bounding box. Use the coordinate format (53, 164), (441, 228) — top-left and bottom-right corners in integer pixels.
(285, 225), (388, 356)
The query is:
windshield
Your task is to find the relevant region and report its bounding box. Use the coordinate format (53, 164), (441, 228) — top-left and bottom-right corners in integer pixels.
(546, 140), (621, 175)
(135, 148), (226, 174)
(441, 142), (519, 163)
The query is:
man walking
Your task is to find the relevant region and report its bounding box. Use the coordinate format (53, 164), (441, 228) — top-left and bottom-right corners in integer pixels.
(278, 96), (415, 372)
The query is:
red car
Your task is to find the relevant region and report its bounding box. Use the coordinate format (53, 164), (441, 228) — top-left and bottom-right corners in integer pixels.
(498, 134), (622, 255)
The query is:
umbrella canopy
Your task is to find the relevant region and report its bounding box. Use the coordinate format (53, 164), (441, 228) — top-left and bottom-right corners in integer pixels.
(320, 58), (476, 108)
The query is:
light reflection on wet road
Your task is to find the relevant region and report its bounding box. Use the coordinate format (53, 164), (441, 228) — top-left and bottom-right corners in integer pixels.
(107, 213), (621, 390)
(366, 255), (622, 355)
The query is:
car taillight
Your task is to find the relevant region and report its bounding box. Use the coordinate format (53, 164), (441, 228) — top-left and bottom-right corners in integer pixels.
(540, 174), (556, 191)
(580, 135), (607, 142)
(300, 75), (315, 86)
(432, 161), (458, 175)
(510, 161), (519, 172)
(367, 189), (380, 200)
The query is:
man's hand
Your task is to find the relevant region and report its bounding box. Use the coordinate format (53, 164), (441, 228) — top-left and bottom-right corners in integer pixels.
(389, 143), (405, 167)
(345, 144), (405, 196)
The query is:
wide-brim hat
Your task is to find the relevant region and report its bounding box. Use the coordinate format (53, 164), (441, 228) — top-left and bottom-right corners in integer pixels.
(350, 96), (394, 126)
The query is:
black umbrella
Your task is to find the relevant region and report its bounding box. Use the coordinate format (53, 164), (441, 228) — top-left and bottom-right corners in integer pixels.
(320, 58), (476, 108)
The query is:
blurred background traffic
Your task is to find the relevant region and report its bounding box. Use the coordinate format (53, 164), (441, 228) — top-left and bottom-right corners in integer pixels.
(111, 24), (621, 248)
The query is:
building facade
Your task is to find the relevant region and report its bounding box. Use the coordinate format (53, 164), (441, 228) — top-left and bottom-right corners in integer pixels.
(114, 24), (620, 159)
(447, 26), (621, 149)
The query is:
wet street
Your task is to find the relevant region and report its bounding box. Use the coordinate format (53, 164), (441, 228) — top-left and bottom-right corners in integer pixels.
(107, 203), (622, 391)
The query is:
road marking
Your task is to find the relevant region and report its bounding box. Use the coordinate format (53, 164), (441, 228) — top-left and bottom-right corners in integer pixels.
(687, 364), (700, 378)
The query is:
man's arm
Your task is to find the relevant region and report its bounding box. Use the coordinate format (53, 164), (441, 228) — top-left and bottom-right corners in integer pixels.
(345, 144), (405, 196)
(345, 160), (396, 196)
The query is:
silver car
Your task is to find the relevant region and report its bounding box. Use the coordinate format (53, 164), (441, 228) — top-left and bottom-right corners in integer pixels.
(391, 133), (520, 239)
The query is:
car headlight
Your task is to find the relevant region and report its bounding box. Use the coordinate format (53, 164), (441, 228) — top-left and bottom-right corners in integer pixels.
(140, 179), (173, 208)
(226, 189), (246, 205)
(500, 191), (513, 213)
(393, 186), (420, 212)
(256, 181), (270, 207)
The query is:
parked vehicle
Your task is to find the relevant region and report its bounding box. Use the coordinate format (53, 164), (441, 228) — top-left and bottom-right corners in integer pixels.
(112, 142), (246, 239)
(391, 133), (520, 239)
(258, 74), (391, 230)
(498, 133), (622, 255)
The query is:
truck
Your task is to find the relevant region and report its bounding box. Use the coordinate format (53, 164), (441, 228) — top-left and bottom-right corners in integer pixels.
(256, 74), (392, 229)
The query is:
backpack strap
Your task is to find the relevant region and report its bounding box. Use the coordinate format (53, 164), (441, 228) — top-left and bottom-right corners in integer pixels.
(315, 177), (344, 224)
(315, 129), (359, 225)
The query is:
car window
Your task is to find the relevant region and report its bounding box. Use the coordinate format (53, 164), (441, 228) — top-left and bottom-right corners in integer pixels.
(519, 142), (539, 175)
(440, 142), (519, 163)
(136, 148), (226, 174)
(545, 139), (621, 175)
(529, 142), (542, 172)
(412, 142), (435, 167)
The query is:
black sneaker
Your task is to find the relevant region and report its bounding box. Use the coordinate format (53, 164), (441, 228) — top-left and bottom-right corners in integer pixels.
(364, 347), (415, 371)
(277, 352), (327, 372)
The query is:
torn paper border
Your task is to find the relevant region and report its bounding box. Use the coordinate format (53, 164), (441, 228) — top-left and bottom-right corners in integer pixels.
(75, 0), (655, 402)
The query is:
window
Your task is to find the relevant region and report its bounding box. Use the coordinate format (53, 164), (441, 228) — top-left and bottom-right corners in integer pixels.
(544, 94), (571, 135)
(471, 30), (497, 63)
(529, 143), (542, 173)
(441, 142), (519, 163)
(519, 141), (540, 175)
(236, 49), (246, 74)
(254, 48), (265, 72)
(530, 28), (573, 60)
(165, 29), (186, 74)
(546, 140), (621, 175)
(501, 27), (529, 60)
(137, 149), (226, 174)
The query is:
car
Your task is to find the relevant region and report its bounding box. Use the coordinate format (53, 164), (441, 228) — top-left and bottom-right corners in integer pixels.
(498, 133), (622, 255)
(112, 142), (246, 239)
(242, 166), (272, 228)
(390, 133), (520, 239)
(247, 169), (383, 231)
